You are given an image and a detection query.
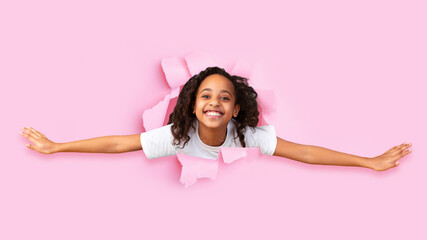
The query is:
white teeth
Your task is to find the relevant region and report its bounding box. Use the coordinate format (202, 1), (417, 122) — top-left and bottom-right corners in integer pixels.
(205, 111), (222, 116)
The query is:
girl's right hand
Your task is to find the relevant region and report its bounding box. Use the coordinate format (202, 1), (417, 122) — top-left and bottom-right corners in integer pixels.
(20, 127), (58, 154)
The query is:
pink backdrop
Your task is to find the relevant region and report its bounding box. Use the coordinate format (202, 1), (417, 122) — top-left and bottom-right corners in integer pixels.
(2, 0), (426, 239)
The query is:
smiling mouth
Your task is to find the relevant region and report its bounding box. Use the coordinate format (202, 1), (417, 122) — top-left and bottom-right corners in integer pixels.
(204, 110), (224, 118)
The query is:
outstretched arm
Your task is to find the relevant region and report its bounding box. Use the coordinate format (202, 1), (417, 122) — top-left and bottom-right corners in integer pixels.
(20, 127), (142, 154)
(273, 137), (412, 171)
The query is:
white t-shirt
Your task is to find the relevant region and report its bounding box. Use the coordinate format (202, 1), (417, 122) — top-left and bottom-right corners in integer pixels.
(140, 119), (277, 159)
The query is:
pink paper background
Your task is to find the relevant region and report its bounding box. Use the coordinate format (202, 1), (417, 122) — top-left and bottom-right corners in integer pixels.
(1, 0), (426, 239)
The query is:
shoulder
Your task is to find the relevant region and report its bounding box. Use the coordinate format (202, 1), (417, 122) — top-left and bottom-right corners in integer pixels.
(244, 124), (276, 137)
(140, 124), (174, 145)
(141, 124), (177, 159)
(228, 119), (276, 138)
(144, 123), (173, 133)
(243, 124), (277, 155)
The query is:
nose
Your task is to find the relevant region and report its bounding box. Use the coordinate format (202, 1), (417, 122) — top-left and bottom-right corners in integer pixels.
(208, 99), (220, 107)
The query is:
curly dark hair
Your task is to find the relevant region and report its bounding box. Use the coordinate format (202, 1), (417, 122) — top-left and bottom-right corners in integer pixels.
(167, 66), (259, 148)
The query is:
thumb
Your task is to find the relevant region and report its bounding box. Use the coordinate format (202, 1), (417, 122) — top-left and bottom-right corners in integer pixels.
(26, 144), (35, 151)
(395, 161), (400, 166)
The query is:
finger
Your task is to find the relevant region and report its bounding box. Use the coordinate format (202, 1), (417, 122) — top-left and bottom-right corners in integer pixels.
(21, 127), (36, 138)
(397, 144), (407, 150)
(398, 142), (407, 148)
(20, 131), (38, 143)
(23, 127), (38, 137)
(388, 144), (403, 154)
(392, 143), (408, 152)
(30, 127), (45, 138)
(402, 149), (412, 156)
(26, 144), (38, 152)
(20, 130), (30, 138)
(395, 161), (400, 166)
(28, 127), (44, 138)
(398, 143), (412, 152)
(388, 146), (398, 152)
(21, 129), (39, 140)
(388, 144), (401, 152)
(391, 143), (404, 150)
(39, 131), (46, 138)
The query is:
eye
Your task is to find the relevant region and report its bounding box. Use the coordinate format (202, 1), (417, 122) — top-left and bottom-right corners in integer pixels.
(221, 97), (230, 101)
(201, 95), (210, 99)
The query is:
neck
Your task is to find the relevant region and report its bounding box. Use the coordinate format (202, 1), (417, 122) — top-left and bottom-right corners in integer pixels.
(198, 124), (227, 147)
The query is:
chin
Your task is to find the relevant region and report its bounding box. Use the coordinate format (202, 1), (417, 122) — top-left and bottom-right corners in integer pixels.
(198, 117), (230, 129)
(200, 121), (223, 129)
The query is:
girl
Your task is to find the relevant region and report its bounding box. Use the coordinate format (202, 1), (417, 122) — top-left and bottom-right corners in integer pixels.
(20, 67), (412, 171)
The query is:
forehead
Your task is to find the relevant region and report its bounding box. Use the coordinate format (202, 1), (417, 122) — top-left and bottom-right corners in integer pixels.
(198, 74), (235, 94)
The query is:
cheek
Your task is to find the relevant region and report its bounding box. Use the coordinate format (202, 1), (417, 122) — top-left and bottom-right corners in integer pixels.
(225, 105), (235, 115)
(194, 102), (204, 113)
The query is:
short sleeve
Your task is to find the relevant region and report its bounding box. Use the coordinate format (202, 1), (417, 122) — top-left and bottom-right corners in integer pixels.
(244, 125), (277, 155)
(140, 124), (177, 159)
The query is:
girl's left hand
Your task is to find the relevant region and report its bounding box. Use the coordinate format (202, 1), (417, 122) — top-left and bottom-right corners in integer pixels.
(369, 143), (412, 171)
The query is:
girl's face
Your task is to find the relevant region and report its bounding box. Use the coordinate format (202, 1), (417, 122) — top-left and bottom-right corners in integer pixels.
(193, 74), (240, 130)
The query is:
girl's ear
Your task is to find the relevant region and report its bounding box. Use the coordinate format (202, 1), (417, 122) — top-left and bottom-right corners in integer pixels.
(233, 104), (240, 117)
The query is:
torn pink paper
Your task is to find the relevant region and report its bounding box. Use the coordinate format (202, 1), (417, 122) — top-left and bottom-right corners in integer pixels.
(256, 89), (277, 126)
(142, 55), (192, 131)
(161, 57), (191, 89)
(141, 52), (277, 186)
(218, 147), (248, 164)
(231, 59), (276, 126)
(184, 52), (217, 76)
(176, 154), (218, 188)
(142, 87), (180, 131)
(177, 147), (260, 188)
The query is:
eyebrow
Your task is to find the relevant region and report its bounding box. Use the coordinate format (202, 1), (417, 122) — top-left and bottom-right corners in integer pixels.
(200, 88), (233, 96)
